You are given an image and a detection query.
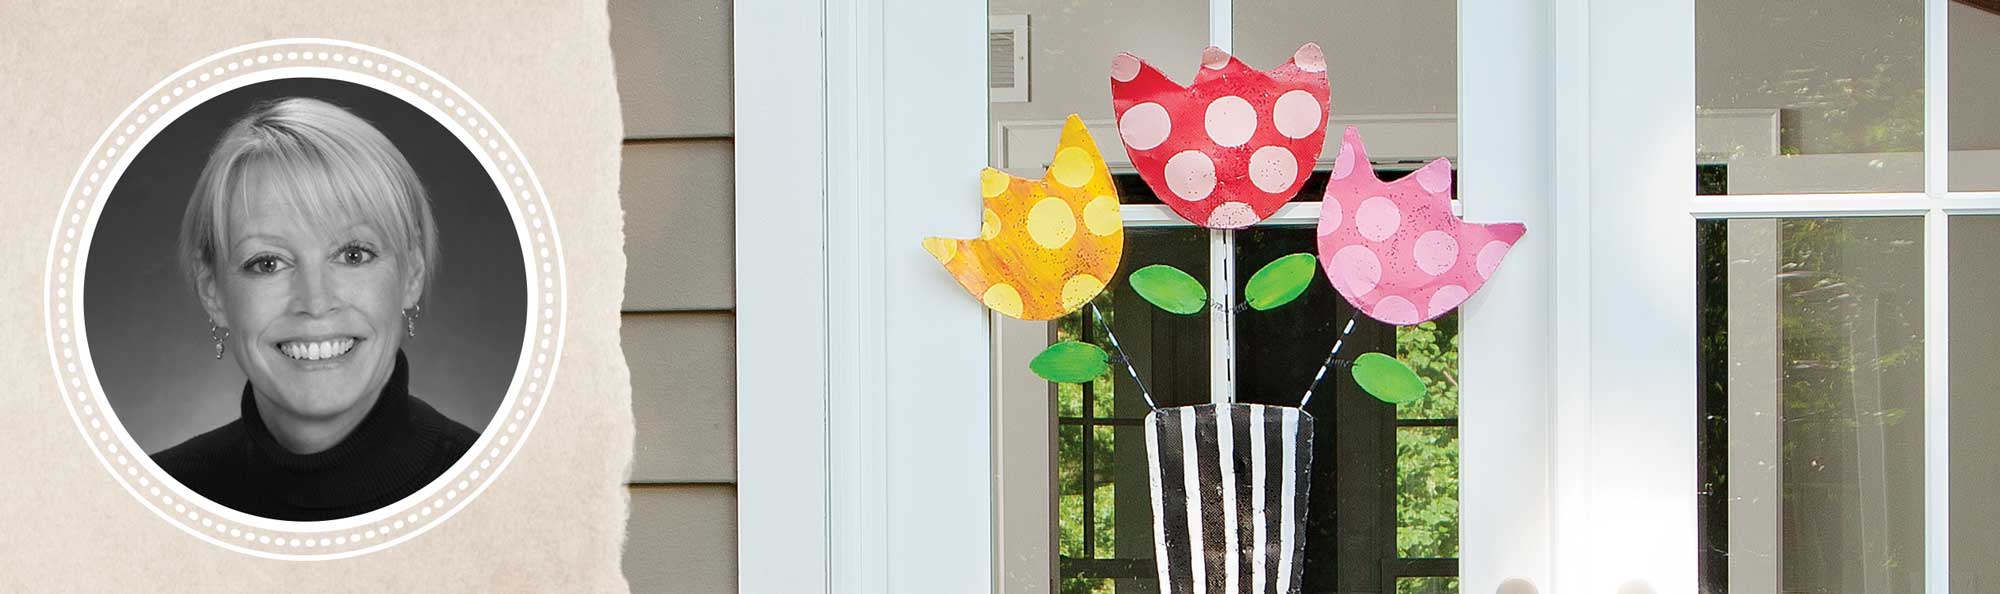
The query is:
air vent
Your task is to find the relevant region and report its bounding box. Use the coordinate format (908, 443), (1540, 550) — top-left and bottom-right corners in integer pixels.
(989, 15), (1029, 103)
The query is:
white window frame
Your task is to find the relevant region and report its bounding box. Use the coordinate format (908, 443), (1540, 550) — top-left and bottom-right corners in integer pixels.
(736, 0), (1561, 593)
(1577, 0), (2000, 591)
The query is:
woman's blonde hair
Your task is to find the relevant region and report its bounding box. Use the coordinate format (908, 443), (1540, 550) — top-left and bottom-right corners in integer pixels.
(178, 97), (439, 297)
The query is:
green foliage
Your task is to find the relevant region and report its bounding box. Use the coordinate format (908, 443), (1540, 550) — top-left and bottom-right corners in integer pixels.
(1128, 264), (1207, 315)
(1396, 316), (1460, 560)
(1396, 427), (1459, 558)
(1056, 426), (1116, 561)
(1059, 578), (1115, 594)
(1033, 341), (1111, 384)
(1243, 253), (1318, 311)
(1396, 317), (1460, 419)
(1397, 577), (1461, 594)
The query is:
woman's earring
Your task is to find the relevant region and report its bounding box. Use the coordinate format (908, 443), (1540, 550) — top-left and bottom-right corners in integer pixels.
(404, 304), (422, 338)
(210, 324), (230, 360)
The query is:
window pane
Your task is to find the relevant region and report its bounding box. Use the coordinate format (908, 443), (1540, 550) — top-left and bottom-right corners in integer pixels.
(1236, 225), (1463, 589)
(1397, 426), (1460, 558)
(1235, 226), (1366, 408)
(1952, 216), (2000, 586)
(1059, 424), (1085, 558)
(988, 0), (1208, 184)
(1697, 0), (1924, 193)
(1052, 227), (1206, 590)
(1397, 577), (1461, 594)
(1950, 4), (2000, 191)
(1061, 577), (1113, 594)
(1397, 314), (1460, 421)
(1696, 217), (1926, 594)
(1101, 228), (1212, 408)
(1234, 0), (1457, 156)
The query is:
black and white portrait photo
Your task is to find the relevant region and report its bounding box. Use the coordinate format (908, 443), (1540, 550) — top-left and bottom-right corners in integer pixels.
(83, 77), (528, 522)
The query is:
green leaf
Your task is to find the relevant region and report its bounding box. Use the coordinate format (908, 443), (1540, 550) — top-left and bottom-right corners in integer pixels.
(1244, 253), (1318, 311)
(1031, 341), (1111, 384)
(1128, 264), (1207, 315)
(1354, 352), (1427, 404)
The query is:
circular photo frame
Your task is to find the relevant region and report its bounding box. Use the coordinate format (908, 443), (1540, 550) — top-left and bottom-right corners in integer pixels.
(41, 38), (566, 560)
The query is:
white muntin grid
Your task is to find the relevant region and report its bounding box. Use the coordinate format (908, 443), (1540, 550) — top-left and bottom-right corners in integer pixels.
(1687, 0), (1964, 590)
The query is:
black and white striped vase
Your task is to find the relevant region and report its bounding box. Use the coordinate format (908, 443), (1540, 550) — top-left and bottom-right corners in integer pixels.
(1145, 403), (1315, 594)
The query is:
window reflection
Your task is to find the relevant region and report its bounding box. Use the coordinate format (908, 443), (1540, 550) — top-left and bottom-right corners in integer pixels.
(1696, 0), (1925, 193)
(1696, 217), (1925, 594)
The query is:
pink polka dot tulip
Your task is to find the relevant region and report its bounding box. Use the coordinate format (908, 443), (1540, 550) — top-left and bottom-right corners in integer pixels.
(1317, 127), (1526, 325)
(1110, 44), (1330, 229)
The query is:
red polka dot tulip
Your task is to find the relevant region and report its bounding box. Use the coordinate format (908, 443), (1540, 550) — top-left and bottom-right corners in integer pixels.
(1317, 127), (1526, 325)
(1110, 44), (1330, 229)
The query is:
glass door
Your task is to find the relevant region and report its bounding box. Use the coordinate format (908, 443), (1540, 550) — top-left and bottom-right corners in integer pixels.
(988, 1), (1555, 592)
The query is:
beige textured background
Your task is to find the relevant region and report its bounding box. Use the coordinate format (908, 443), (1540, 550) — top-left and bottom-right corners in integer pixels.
(0, 1), (634, 591)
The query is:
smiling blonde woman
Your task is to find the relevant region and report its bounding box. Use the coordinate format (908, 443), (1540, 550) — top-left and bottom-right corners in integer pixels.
(154, 97), (474, 521)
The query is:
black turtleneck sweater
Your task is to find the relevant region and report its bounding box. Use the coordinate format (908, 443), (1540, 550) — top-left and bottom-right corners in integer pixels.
(152, 352), (478, 521)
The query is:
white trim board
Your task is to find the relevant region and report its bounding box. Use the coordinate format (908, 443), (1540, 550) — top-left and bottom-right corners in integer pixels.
(734, 0), (830, 592)
(738, 1), (994, 593)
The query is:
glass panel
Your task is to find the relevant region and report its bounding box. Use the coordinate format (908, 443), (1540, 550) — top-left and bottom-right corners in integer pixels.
(1397, 577), (1461, 594)
(988, 0), (1208, 180)
(993, 2), (1207, 591)
(1397, 426), (1460, 558)
(1234, 0), (1457, 157)
(1061, 577), (1114, 594)
(1952, 216), (2000, 587)
(1058, 424), (1087, 559)
(1696, 0), (1924, 193)
(1097, 227), (1212, 407)
(1236, 225), (1463, 590)
(1950, 4), (2000, 191)
(1397, 314), (1460, 421)
(1236, 225), (1358, 407)
(1695, 217), (1926, 594)
(1053, 226), (1206, 591)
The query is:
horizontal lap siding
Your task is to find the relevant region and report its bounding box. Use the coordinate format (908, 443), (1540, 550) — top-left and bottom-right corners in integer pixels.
(624, 312), (736, 483)
(613, 0), (737, 592)
(622, 141), (734, 312)
(627, 485), (738, 594)
(613, 0), (733, 139)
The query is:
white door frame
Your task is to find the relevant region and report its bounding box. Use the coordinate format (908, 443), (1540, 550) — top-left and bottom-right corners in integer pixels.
(737, 1), (993, 593)
(1549, 0), (1700, 592)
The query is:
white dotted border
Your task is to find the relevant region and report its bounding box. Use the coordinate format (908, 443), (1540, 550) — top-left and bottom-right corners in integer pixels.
(44, 40), (565, 559)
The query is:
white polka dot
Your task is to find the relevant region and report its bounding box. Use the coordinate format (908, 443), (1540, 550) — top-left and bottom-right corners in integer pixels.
(1428, 285), (1470, 318)
(1206, 202), (1258, 228)
(1319, 202), (1342, 236)
(1118, 103), (1172, 151)
(1273, 90), (1322, 139)
(1331, 245), (1382, 296)
(1372, 296), (1421, 325)
(1163, 150), (1216, 201)
(1204, 96), (1256, 147)
(1477, 240), (1513, 279)
(1292, 43), (1327, 73)
(1415, 162), (1453, 194)
(1110, 53), (1142, 82)
(1201, 46), (1231, 70)
(1332, 142), (1357, 180)
(1248, 146), (1299, 193)
(1414, 231), (1459, 276)
(1355, 197), (1401, 242)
